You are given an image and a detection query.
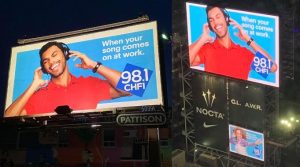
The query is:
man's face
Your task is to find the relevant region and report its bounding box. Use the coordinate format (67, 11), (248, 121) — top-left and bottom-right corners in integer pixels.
(207, 7), (228, 38)
(41, 45), (67, 78)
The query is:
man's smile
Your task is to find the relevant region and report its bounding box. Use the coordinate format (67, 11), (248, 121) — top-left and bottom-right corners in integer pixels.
(50, 61), (60, 71)
(214, 24), (224, 32)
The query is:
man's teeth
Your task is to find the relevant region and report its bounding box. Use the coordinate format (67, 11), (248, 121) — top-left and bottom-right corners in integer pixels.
(50, 63), (59, 70)
(216, 25), (222, 30)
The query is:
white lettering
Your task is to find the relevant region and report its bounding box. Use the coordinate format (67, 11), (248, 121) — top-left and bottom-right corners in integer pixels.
(124, 83), (145, 91)
(102, 39), (124, 46)
(241, 16), (257, 24)
(245, 103), (262, 111)
(120, 115), (163, 124)
(196, 107), (224, 119)
(231, 99), (242, 106)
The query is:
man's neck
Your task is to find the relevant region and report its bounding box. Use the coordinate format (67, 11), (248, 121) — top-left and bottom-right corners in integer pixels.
(51, 71), (71, 87)
(217, 35), (231, 48)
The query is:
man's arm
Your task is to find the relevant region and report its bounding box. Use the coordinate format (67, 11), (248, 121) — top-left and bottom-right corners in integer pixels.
(189, 23), (213, 65)
(230, 19), (278, 72)
(69, 51), (130, 98)
(4, 67), (47, 117)
(96, 65), (130, 98)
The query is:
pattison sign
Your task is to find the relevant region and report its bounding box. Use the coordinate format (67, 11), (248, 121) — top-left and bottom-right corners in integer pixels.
(117, 113), (166, 126)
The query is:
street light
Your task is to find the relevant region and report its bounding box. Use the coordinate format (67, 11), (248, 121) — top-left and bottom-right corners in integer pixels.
(279, 116), (300, 130)
(161, 33), (169, 40)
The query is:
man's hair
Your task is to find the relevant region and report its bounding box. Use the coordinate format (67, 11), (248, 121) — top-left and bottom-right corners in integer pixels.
(205, 5), (227, 18)
(39, 41), (66, 59)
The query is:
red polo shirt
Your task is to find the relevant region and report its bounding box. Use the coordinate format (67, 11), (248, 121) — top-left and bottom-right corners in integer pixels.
(25, 75), (111, 115)
(197, 40), (254, 80)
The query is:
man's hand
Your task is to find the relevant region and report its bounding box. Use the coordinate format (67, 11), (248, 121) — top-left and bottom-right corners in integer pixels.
(69, 51), (97, 70)
(230, 18), (278, 73)
(189, 23), (214, 65)
(230, 19), (250, 42)
(270, 63), (278, 73)
(201, 23), (214, 44)
(32, 67), (48, 89)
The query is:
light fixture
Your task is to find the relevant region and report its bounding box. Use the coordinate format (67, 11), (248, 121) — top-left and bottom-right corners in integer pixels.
(91, 124), (102, 128)
(161, 33), (169, 40)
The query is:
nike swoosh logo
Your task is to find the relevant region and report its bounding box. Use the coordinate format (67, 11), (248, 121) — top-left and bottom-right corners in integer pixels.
(203, 122), (217, 128)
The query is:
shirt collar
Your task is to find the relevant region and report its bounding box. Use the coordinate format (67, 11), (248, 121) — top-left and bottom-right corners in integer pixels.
(47, 74), (78, 89)
(213, 39), (239, 49)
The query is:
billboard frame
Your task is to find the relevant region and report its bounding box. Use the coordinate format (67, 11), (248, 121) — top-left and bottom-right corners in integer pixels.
(5, 20), (163, 118)
(186, 2), (280, 87)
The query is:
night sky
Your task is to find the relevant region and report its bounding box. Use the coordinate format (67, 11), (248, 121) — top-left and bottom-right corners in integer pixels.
(0, 0), (172, 114)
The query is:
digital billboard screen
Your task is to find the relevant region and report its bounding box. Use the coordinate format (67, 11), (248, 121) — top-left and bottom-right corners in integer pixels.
(229, 124), (264, 161)
(186, 2), (279, 87)
(5, 21), (163, 117)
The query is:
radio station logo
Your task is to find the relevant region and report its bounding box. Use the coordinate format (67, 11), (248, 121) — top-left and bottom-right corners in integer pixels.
(251, 51), (273, 79)
(117, 63), (153, 97)
(195, 89), (225, 120)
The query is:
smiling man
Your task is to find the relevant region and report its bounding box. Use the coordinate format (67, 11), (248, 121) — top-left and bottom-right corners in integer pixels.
(5, 41), (129, 117)
(189, 5), (277, 80)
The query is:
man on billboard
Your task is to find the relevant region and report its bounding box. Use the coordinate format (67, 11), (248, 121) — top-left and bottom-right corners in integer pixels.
(5, 41), (129, 117)
(189, 5), (278, 80)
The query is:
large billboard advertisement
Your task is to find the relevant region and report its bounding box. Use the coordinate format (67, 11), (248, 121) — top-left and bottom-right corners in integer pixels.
(192, 72), (228, 151)
(5, 21), (163, 117)
(229, 124), (264, 161)
(186, 2), (279, 87)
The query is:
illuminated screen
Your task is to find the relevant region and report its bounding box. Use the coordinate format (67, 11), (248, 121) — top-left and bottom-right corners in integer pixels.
(5, 21), (163, 117)
(229, 124), (264, 161)
(186, 2), (279, 87)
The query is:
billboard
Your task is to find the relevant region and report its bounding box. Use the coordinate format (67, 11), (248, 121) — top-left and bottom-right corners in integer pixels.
(229, 124), (264, 161)
(186, 2), (279, 87)
(5, 21), (163, 117)
(192, 72), (228, 151)
(228, 81), (265, 130)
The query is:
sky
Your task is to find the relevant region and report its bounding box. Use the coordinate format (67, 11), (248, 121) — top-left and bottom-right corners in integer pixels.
(0, 0), (172, 114)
